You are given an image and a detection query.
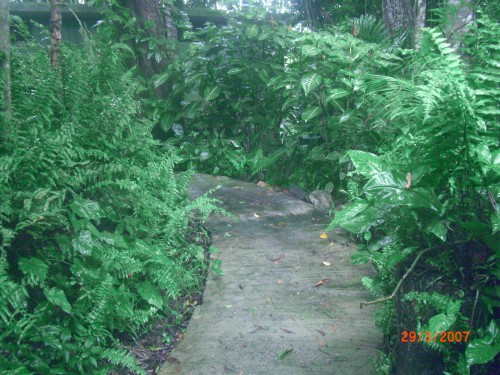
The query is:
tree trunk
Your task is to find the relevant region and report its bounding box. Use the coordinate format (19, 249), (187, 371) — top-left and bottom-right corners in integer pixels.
(414, 0), (426, 48)
(127, 0), (178, 97)
(382, 0), (414, 40)
(50, 0), (62, 71)
(0, 0), (10, 118)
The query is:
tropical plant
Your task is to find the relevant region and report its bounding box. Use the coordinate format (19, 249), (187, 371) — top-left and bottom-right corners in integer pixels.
(0, 36), (223, 373)
(328, 23), (499, 374)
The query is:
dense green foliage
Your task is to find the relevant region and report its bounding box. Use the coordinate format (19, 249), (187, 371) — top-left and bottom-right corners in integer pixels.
(154, 12), (499, 375)
(157, 15), (402, 193)
(0, 39), (223, 373)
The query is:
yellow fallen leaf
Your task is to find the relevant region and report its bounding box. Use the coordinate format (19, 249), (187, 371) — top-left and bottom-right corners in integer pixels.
(320, 233), (328, 239)
(323, 261), (331, 266)
(266, 296), (272, 304)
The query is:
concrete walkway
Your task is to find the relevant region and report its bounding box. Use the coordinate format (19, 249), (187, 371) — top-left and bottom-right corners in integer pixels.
(159, 174), (382, 375)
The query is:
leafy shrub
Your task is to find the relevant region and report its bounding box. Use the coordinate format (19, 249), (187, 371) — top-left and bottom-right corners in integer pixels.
(155, 16), (404, 195)
(0, 39), (223, 374)
(328, 23), (499, 374)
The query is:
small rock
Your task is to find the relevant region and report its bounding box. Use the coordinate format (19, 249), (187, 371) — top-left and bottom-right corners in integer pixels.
(307, 190), (333, 212)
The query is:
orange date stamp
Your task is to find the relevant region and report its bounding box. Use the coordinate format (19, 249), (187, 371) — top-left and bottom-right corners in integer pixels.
(401, 331), (470, 343)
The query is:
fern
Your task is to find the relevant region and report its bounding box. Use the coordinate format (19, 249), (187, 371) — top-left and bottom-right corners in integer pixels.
(102, 347), (147, 375)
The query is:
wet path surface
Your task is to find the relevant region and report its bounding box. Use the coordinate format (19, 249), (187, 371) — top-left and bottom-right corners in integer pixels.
(159, 174), (382, 375)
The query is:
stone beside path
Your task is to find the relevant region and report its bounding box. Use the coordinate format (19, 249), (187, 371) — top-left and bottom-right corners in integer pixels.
(159, 174), (382, 375)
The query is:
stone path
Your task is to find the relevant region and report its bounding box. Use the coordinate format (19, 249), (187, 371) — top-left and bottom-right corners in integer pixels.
(159, 174), (382, 375)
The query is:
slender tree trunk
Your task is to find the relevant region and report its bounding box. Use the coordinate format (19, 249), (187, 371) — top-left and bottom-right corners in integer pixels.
(414, 0), (426, 48)
(0, 0), (11, 118)
(50, 0), (62, 71)
(128, 0), (178, 97)
(382, 0), (414, 40)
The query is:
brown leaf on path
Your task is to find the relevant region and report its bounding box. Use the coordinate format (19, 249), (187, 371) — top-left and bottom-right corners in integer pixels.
(319, 339), (325, 347)
(314, 278), (332, 287)
(280, 328), (295, 334)
(269, 253), (285, 262)
(316, 329), (326, 336)
(257, 181), (269, 187)
(250, 325), (268, 333)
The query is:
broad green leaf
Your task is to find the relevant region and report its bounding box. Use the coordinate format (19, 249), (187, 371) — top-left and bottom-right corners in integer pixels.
(301, 106), (322, 122)
(301, 45), (321, 57)
(340, 207), (379, 234)
(245, 25), (260, 38)
(185, 101), (202, 118)
(19, 257), (49, 283)
(44, 288), (72, 314)
(326, 89), (350, 103)
(137, 282), (163, 309)
(347, 150), (385, 176)
(476, 143), (492, 164)
(204, 87), (221, 101)
(328, 199), (376, 233)
(428, 313), (456, 332)
(70, 197), (101, 220)
(301, 73), (322, 96)
(160, 113), (175, 132)
(365, 179), (441, 211)
(446, 300), (462, 315)
(466, 321), (499, 366)
(154, 72), (170, 88)
(427, 220), (447, 241)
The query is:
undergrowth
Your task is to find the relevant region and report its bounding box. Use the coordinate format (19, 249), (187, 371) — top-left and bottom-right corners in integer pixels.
(0, 38), (224, 374)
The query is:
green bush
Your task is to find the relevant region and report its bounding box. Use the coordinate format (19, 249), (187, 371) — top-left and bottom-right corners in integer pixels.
(155, 17), (403, 192)
(0, 40), (222, 374)
(328, 22), (500, 374)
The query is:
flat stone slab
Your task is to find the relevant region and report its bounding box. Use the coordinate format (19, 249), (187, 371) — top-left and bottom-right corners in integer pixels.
(159, 174), (382, 375)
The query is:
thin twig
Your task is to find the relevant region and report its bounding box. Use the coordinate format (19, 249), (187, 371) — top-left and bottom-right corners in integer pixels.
(360, 241), (465, 308)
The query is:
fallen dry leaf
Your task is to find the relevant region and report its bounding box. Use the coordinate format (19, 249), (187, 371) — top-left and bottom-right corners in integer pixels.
(277, 279), (284, 285)
(269, 253), (285, 262)
(322, 261), (331, 266)
(319, 339), (324, 347)
(316, 329), (326, 336)
(314, 278), (332, 287)
(250, 325), (268, 333)
(320, 233), (328, 239)
(257, 181), (269, 188)
(253, 212), (260, 218)
(266, 296), (272, 304)
(280, 328), (295, 334)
